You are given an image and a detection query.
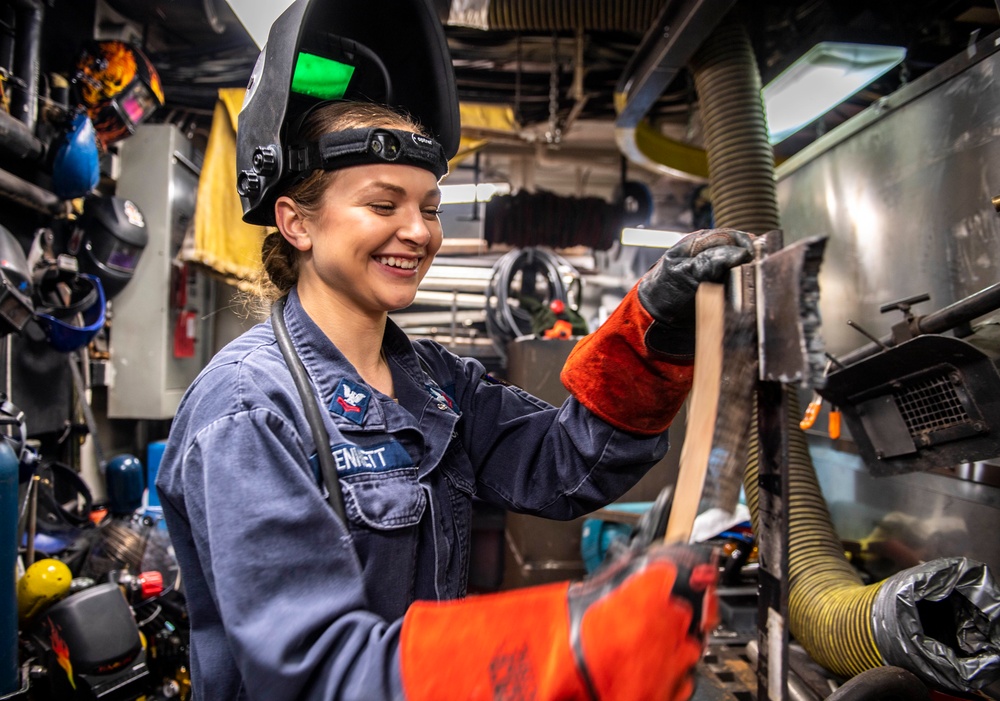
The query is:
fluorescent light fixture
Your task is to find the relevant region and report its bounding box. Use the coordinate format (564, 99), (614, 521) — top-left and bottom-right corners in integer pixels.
(440, 183), (511, 205)
(763, 42), (906, 144)
(620, 227), (686, 248)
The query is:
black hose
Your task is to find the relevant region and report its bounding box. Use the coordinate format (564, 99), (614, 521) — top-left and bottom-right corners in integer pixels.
(271, 297), (346, 523)
(9, 0), (43, 132)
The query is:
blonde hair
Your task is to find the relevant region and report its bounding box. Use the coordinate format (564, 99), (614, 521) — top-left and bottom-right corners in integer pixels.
(254, 102), (428, 303)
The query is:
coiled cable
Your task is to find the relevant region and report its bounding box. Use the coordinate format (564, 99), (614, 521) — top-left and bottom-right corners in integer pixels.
(484, 247), (578, 365)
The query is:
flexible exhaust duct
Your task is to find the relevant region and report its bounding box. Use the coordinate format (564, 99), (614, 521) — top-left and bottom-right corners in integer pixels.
(690, 16), (1000, 693)
(744, 392), (1000, 690)
(446, 0), (668, 32)
(689, 20), (779, 234)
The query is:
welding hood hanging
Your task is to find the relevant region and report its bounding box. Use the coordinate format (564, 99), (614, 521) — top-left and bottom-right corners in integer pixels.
(236, 0), (460, 226)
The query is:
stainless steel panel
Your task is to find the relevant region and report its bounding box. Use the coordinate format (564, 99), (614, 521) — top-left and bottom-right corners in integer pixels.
(776, 33), (1000, 574)
(776, 36), (1000, 360)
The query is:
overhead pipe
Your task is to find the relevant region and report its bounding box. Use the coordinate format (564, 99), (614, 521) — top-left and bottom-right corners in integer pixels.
(9, 0), (44, 132)
(0, 166), (64, 215)
(0, 110), (44, 163)
(612, 0), (735, 182)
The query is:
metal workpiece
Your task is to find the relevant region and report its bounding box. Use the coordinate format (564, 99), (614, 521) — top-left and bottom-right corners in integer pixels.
(756, 235), (829, 389)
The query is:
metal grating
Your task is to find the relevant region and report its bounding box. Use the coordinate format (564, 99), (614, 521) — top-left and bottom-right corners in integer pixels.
(894, 373), (970, 436)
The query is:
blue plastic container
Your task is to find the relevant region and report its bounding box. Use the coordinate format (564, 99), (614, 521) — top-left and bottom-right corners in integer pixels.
(145, 440), (167, 508)
(105, 454), (145, 516)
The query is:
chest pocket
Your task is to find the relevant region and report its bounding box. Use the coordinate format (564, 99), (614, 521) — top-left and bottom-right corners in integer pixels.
(329, 440), (426, 529)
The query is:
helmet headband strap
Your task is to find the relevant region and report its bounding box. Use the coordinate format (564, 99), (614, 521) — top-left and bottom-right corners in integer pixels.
(287, 127), (449, 181)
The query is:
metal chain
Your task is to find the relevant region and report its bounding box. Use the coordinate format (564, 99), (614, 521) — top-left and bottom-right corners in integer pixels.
(546, 33), (562, 144)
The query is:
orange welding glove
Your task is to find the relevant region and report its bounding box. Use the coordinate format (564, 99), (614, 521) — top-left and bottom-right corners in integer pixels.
(400, 543), (719, 701)
(561, 228), (753, 434)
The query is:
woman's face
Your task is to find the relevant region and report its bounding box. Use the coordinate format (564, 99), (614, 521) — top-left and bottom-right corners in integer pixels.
(282, 162), (443, 316)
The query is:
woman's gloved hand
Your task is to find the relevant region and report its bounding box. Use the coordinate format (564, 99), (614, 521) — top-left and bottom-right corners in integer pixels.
(400, 543), (719, 701)
(638, 228), (755, 360)
(560, 227), (754, 435)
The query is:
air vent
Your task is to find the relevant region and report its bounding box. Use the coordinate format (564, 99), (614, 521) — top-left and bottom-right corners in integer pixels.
(894, 373), (970, 438)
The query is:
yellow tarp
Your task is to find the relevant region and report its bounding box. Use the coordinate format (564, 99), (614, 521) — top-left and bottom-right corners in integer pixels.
(190, 88), (270, 285)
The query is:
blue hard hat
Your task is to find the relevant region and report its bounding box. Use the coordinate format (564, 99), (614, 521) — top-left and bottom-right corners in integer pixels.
(51, 111), (100, 200)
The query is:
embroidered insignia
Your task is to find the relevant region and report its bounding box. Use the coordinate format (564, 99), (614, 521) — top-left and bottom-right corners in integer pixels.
(329, 379), (370, 424)
(426, 383), (459, 415)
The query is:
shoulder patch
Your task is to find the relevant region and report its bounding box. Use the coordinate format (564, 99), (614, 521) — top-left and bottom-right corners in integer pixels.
(329, 379), (370, 425)
(479, 372), (512, 387)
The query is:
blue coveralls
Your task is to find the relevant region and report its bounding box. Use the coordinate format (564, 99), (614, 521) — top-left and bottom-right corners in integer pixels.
(157, 288), (673, 700)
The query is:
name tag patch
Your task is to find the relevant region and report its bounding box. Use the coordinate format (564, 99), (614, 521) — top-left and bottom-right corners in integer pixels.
(331, 440), (412, 475)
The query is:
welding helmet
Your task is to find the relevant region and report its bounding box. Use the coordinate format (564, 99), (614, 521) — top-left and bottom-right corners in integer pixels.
(0, 224), (34, 336)
(66, 195), (148, 299)
(74, 41), (164, 147)
(32, 273), (106, 353)
(236, 0), (460, 226)
(51, 111), (100, 200)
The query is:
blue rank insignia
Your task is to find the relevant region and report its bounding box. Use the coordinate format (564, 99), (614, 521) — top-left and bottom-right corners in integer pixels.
(329, 379), (370, 425)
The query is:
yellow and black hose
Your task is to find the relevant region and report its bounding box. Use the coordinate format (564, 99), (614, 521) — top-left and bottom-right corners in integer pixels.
(743, 389), (1000, 691)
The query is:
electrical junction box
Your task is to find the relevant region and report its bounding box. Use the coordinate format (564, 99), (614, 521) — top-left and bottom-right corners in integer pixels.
(108, 124), (215, 419)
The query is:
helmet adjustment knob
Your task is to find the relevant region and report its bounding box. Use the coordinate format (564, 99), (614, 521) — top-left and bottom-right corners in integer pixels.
(252, 146), (277, 175)
(238, 171), (261, 196)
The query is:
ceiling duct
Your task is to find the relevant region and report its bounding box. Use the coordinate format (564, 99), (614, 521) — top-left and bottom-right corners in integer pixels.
(446, 0), (670, 32)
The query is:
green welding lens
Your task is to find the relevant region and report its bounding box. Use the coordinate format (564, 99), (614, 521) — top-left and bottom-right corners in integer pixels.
(291, 52), (355, 100)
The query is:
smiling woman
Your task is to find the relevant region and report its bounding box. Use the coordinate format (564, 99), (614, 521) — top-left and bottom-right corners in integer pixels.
(151, 5), (750, 701)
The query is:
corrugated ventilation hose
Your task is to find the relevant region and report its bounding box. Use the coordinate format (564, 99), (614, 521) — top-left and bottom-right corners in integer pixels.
(744, 392), (1000, 690)
(484, 0), (668, 32)
(691, 17), (1000, 693)
(744, 391), (885, 677)
(689, 21), (780, 234)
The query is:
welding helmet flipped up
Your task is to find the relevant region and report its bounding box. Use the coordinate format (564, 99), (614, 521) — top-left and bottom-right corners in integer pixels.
(236, 0), (461, 226)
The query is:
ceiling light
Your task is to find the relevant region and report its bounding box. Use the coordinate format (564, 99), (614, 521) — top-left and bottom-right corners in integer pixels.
(620, 227), (686, 248)
(440, 183), (510, 205)
(763, 42), (906, 144)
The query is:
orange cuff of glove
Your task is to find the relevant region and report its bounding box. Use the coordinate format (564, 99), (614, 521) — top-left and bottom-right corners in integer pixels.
(399, 560), (707, 701)
(561, 285), (693, 435)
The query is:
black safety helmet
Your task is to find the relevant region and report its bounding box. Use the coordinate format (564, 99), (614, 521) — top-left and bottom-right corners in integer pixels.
(236, 0), (460, 227)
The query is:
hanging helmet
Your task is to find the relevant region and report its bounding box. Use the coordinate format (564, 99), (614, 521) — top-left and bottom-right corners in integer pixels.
(32, 272), (106, 353)
(51, 111), (100, 200)
(236, 0), (460, 226)
(67, 195), (148, 299)
(74, 41), (165, 147)
(0, 224), (34, 336)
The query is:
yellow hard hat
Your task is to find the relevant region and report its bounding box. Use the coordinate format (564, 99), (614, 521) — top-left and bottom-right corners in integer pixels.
(17, 559), (72, 623)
